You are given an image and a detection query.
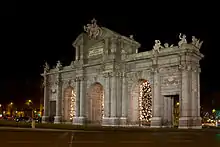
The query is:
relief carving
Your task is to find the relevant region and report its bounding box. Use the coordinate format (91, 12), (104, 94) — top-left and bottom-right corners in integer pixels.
(50, 84), (57, 100)
(163, 76), (180, 86)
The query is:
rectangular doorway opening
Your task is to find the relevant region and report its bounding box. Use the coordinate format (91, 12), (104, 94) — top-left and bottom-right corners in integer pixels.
(163, 95), (180, 128)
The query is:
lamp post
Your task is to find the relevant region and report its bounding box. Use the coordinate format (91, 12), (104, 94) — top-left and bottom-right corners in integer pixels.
(25, 100), (33, 118)
(8, 102), (13, 117)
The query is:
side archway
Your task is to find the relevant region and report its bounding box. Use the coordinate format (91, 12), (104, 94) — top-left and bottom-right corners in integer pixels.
(130, 79), (152, 126)
(87, 82), (104, 125)
(63, 86), (76, 122)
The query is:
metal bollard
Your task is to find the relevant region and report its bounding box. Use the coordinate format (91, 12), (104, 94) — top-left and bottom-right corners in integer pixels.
(31, 119), (35, 128)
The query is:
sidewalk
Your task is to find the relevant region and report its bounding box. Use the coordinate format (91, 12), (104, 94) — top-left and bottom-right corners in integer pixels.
(0, 126), (102, 132)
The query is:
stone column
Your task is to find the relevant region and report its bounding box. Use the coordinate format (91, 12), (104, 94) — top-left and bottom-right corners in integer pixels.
(78, 76), (86, 124)
(179, 65), (191, 129)
(110, 72), (118, 125)
(192, 68), (202, 129)
(75, 46), (79, 60)
(102, 73), (111, 126)
(54, 74), (62, 124)
(42, 73), (49, 123)
(197, 68), (201, 117)
(191, 67), (198, 117)
(73, 77), (80, 124)
(120, 73), (128, 125)
(111, 75), (117, 117)
(104, 73), (110, 117)
(151, 67), (162, 128)
(80, 45), (84, 60)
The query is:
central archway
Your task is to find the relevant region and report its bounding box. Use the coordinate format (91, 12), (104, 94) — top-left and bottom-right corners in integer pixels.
(130, 79), (152, 126)
(87, 82), (104, 125)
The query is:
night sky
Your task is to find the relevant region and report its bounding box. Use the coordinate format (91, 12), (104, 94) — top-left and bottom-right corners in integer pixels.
(0, 3), (219, 109)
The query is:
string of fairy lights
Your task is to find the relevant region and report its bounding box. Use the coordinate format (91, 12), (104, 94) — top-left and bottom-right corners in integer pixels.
(101, 93), (104, 118)
(139, 81), (152, 122)
(69, 90), (76, 120)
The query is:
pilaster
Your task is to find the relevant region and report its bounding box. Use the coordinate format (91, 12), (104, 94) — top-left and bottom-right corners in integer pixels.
(54, 73), (62, 124)
(102, 72), (119, 126)
(191, 67), (202, 128)
(120, 72), (128, 125)
(102, 73), (111, 125)
(178, 64), (191, 129)
(75, 46), (79, 60)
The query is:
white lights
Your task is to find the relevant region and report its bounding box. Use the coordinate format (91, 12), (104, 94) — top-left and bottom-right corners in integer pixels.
(139, 80), (152, 123)
(69, 90), (76, 120)
(102, 93), (104, 118)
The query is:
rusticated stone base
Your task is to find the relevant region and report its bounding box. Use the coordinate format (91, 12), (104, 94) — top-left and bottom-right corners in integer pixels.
(191, 117), (202, 129)
(54, 116), (62, 124)
(150, 117), (162, 128)
(102, 117), (119, 126)
(42, 116), (49, 123)
(119, 117), (127, 126)
(178, 116), (202, 129)
(72, 117), (86, 125)
(179, 117), (191, 129)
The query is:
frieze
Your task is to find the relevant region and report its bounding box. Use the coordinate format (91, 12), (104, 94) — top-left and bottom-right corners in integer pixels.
(178, 64), (195, 71)
(162, 76), (180, 86)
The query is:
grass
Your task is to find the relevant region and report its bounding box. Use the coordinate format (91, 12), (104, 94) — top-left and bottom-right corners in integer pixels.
(0, 120), (219, 132)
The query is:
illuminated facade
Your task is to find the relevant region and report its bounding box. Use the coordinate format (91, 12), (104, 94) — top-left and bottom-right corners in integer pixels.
(42, 19), (203, 129)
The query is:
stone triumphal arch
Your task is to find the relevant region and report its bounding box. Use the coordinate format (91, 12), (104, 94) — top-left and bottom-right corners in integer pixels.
(42, 19), (204, 129)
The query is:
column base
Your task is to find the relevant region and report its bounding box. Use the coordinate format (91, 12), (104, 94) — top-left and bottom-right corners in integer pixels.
(119, 117), (127, 126)
(191, 117), (202, 129)
(72, 117), (86, 125)
(42, 116), (49, 123)
(150, 117), (162, 128)
(102, 117), (119, 126)
(54, 116), (62, 124)
(178, 117), (192, 129)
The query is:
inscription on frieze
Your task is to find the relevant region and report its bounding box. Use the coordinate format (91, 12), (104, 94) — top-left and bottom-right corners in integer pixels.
(88, 45), (104, 57)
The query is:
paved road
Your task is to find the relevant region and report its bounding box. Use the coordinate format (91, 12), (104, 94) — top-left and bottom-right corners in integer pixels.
(0, 127), (220, 147)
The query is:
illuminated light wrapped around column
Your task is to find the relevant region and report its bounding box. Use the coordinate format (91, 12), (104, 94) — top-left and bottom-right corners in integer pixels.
(101, 91), (104, 118)
(69, 90), (76, 120)
(139, 80), (152, 122)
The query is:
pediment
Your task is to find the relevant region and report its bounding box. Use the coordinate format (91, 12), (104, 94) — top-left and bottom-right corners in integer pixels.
(72, 27), (119, 48)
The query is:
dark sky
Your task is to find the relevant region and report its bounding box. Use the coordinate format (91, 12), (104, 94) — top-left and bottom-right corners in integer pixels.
(0, 3), (219, 109)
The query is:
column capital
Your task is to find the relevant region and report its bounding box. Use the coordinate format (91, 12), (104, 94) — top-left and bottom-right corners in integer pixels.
(178, 64), (192, 71)
(75, 77), (79, 82)
(151, 66), (159, 74)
